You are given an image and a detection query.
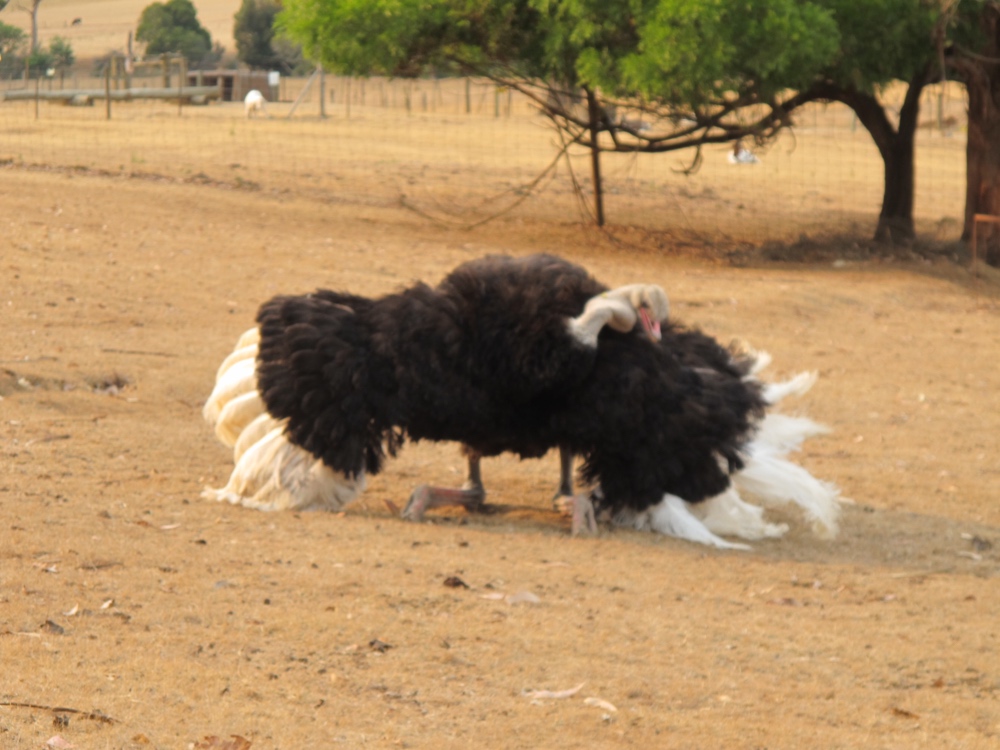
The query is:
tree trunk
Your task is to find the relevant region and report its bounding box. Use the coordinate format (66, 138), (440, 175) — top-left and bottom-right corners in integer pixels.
(957, 5), (1000, 266)
(28, 0), (42, 51)
(585, 87), (605, 227)
(874, 69), (926, 243)
(874, 136), (916, 243)
(807, 68), (929, 244)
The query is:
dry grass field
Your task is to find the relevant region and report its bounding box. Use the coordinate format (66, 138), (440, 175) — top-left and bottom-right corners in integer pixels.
(3, 12), (1000, 750)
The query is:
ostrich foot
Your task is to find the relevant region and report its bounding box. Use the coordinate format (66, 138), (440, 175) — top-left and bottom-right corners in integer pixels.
(566, 494), (597, 536)
(552, 491), (574, 514)
(402, 484), (486, 521)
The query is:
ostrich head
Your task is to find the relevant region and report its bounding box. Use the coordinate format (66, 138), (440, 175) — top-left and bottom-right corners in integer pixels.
(569, 284), (669, 347)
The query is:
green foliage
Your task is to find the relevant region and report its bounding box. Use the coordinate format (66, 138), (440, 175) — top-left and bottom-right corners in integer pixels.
(234, 0), (308, 72)
(813, 0), (938, 92)
(48, 36), (75, 71)
(275, 0), (846, 104)
(0, 20), (26, 78)
(26, 46), (53, 77)
(136, 0), (214, 65)
(616, 0), (840, 102)
(235, 0), (278, 69)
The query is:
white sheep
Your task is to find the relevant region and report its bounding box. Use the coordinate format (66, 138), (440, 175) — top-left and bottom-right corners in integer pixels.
(244, 89), (267, 118)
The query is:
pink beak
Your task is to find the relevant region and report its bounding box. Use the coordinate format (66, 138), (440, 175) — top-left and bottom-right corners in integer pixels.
(639, 307), (661, 342)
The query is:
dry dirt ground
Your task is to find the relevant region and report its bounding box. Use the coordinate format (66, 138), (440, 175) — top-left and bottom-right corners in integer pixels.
(2, 154), (1000, 750)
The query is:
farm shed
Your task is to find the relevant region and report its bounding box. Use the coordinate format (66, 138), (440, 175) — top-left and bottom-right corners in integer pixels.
(186, 70), (279, 103)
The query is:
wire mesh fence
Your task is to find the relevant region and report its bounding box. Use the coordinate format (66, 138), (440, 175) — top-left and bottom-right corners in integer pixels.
(0, 75), (967, 244)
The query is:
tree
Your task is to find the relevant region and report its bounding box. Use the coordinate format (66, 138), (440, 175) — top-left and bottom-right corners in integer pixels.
(279, 0), (845, 225)
(48, 35), (73, 85)
(944, 1), (1000, 265)
(20, 0), (42, 51)
(234, 0), (280, 69)
(276, 0), (941, 240)
(136, 0), (213, 65)
(790, 0), (940, 243)
(0, 20), (26, 78)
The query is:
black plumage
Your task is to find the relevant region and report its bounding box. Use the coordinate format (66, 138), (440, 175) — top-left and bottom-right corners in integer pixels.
(254, 253), (764, 518)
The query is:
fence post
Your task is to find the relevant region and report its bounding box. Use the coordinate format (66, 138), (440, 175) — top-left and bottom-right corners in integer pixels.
(34, 75), (40, 121)
(105, 62), (112, 120)
(319, 66), (326, 118)
(178, 56), (186, 116)
(465, 78), (470, 114)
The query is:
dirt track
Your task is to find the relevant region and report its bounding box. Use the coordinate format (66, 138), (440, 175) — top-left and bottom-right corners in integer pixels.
(2, 165), (1000, 749)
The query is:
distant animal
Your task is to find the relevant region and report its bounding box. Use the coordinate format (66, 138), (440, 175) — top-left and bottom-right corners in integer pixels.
(244, 90), (267, 118)
(728, 139), (759, 164)
(70, 18), (82, 26)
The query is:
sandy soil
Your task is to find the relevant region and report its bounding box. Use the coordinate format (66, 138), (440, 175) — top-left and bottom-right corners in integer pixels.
(2, 154), (999, 750)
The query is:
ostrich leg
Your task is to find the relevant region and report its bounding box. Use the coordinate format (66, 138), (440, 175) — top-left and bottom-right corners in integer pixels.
(552, 445), (597, 535)
(402, 447), (487, 520)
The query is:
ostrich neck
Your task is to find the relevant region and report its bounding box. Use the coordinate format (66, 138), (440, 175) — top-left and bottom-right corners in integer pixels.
(568, 298), (634, 347)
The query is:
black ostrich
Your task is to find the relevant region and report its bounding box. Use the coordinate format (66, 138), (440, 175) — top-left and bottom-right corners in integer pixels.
(251, 254), (672, 531)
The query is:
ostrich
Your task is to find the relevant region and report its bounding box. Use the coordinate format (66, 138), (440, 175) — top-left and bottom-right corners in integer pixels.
(205, 255), (667, 527)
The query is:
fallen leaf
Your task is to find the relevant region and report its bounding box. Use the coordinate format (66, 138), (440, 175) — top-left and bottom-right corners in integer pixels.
(478, 592), (505, 601)
(522, 682), (585, 700)
(506, 591), (541, 605)
(194, 736), (252, 750)
(369, 639), (393, 653)
(160, 523), (181, 531)
(45, 736), (75, 749)
(583, 697), (618, 712)
(64, 604), (79, 617)
(891, 707), (919, 720)
(100, 599), (114, 609)
(443, 576), (469, 589)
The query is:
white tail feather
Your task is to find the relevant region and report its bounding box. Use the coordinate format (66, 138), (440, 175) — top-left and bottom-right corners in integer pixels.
(762, 371), (818, 405)
(753, 413), (829, 456)
(734, 451), (841, 539)
(616, 495), (751, 550)
(690, 487), (789, 541)
(203, 356), (257, 426)
(203, 427), (364, 512)
(234, 412), (281, 462)
(235, 327), (260, 349)
(214, 390), (265, 447)
(215, 343), (258, 382)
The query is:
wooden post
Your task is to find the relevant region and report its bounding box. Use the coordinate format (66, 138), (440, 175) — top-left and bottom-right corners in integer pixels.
(178, 56), (187, 115)
(34, 75), (40, 120)
(346, 76), (351, 119)
(971, 213), (1000, 269)
(105, 62), (112, 120)
(494, 87), (500, 117)
(161, 54), (169, 88)
(318, 66), (326, 118)
(585, 87), (605, 227)
(465, 77), (471, 114)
